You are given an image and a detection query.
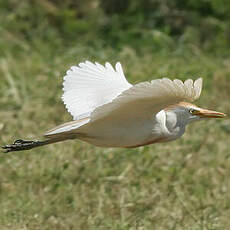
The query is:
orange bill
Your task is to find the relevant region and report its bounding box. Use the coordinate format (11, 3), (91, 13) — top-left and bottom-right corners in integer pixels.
(195, 109), (226, 118)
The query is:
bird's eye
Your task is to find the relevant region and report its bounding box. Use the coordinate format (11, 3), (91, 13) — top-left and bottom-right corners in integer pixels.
(189, 108), (196, 114)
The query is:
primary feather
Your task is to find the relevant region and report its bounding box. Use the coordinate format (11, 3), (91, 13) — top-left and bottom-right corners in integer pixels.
(62, 61), (132, 120)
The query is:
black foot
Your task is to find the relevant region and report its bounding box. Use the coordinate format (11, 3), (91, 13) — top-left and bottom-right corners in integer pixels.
(2, 139), (42, 153)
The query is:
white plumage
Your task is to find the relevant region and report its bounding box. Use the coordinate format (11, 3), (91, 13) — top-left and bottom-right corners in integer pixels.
(2, 61), (225, 152)
(62, 61), (132, 120)
(45, 61), (205, 147)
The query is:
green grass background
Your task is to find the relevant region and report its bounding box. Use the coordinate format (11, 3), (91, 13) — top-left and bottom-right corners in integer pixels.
(0, 1), (230, 229)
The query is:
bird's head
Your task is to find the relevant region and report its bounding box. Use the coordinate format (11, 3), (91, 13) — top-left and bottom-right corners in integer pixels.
(167, 102), (226, 125)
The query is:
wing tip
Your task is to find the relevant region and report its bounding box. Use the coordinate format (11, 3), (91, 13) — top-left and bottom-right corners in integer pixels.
(194, 77), (203, 100)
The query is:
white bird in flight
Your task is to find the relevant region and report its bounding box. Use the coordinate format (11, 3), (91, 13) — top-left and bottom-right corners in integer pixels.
(2, 61), (225, 153)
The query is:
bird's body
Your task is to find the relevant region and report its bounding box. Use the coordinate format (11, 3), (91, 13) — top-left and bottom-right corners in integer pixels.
(64, 113), (162, 148)
(2, 61), (225, 152)
(47, 107), (184, 148)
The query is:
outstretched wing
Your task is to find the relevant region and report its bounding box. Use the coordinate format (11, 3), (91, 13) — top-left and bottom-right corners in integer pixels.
(62, 61), (132, 120)
(90, 78), (203, 123)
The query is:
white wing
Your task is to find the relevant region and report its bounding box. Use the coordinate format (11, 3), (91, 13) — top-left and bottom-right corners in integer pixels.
(90, 78), (203, 123)
(62, 61), (132, 120)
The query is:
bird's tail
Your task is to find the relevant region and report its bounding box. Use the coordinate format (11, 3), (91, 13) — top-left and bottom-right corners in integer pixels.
(1, 136), (69, 153)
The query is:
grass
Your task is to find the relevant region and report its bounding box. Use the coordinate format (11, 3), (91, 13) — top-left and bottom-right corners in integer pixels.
(0, 34), (230, 229)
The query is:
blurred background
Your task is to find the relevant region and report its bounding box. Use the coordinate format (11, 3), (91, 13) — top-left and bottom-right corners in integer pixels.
(1, 0), (230, 55)
(0, 0), (230, 229)
(1, 0), (230, 52)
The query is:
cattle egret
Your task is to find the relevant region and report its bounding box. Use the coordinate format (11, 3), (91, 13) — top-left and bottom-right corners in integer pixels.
(2, 61), (225, 153)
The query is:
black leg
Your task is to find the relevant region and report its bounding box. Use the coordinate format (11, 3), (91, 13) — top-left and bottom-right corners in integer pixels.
(2, 139), (45, 153)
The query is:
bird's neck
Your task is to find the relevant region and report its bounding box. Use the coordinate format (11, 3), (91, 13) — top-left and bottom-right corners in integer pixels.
(164, 110), (186, 137)
(153, 110), (185, 141)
